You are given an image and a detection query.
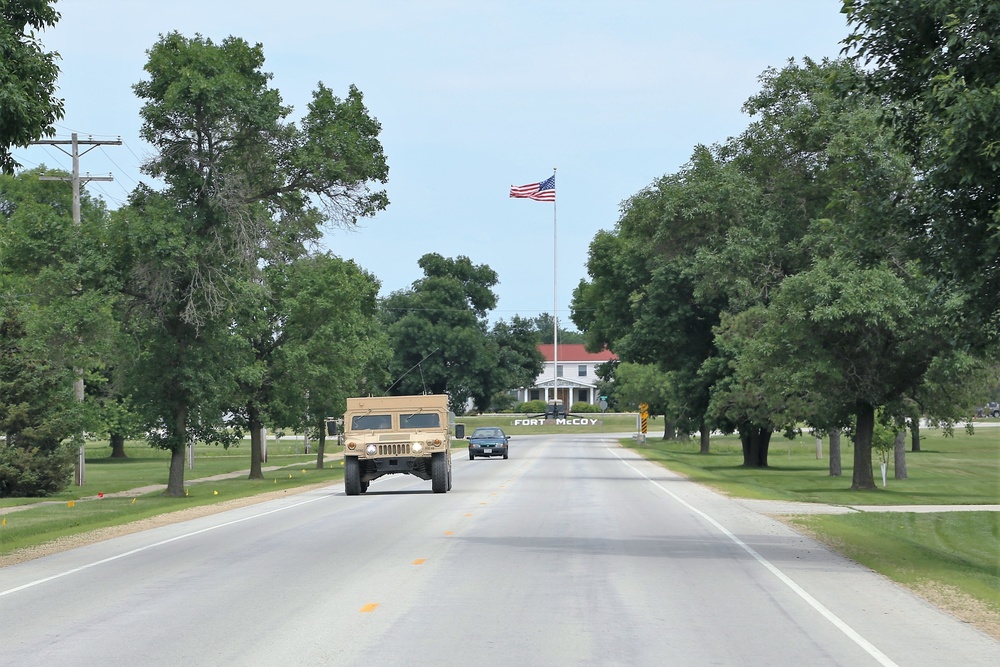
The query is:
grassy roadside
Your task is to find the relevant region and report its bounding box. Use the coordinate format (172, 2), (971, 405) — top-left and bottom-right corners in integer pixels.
(0, 438), (344, 556)
(623, 427), (1000, 636)
(622, 427), (999, 505)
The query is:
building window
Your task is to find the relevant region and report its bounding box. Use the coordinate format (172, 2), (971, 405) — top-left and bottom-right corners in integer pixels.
(557, 365), (564, 377)
(578, 364), (587, 377)
(529, 389), (540, 401)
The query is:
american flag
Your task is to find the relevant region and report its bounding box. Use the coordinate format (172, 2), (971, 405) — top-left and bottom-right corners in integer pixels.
(510, 174), (556, 202)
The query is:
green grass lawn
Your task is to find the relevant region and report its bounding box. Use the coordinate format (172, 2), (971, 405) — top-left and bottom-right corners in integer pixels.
(625, 427), (1000, 506)
(0, 437), (342, 556)
(0, 437), (326, 508)
(787, 512), (1000, 621)
(625, 426), (1000, 629)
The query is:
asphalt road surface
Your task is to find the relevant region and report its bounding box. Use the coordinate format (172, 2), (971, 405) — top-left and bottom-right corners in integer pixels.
(2, 434), (998, 666)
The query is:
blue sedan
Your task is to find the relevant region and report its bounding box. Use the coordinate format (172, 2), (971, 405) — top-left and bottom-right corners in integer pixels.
(468, 427), (510, 460)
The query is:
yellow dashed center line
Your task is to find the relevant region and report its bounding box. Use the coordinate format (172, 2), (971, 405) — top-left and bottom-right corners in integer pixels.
(360, 603), (379, 613)
(412, 558), (427, 565)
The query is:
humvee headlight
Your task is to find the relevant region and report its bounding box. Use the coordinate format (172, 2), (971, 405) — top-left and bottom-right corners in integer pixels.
(365, 444), (378, 456)
(411, 442), (424, 453)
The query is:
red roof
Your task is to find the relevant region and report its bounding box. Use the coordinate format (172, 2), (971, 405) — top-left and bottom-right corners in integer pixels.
(537, 344), (617, 363)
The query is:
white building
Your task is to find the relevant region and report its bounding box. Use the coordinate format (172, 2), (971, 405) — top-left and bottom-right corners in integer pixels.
(516, 344), (617, 407)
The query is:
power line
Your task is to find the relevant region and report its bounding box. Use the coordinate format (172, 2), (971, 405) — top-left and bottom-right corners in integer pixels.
(31, 133), (122, 225)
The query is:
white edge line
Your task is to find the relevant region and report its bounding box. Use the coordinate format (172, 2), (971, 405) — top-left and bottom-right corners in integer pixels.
(608, 446), (899, 667)
(1, 493), (329, 597)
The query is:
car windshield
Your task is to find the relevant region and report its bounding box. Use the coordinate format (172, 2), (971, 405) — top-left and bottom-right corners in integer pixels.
(472, 428), (503, 438)
(400, 412), (440, 429)
(352, 414), (392, 430)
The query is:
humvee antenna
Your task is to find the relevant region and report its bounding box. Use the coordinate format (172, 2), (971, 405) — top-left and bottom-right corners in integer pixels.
(384, 347), (440, 395)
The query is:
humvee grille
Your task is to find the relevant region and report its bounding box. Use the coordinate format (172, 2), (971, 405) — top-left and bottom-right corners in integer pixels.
(378, 443), (411, 456)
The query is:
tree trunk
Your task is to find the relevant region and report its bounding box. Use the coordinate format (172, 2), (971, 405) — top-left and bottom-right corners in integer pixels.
(248, 401), (264, 479)
(740, 424), (771, 467)
(829, 430), (842, 477)
(315, 425), (326, 469)
(894, 430), (908, 480)
(164, 405), (187, 496)
(909, 417), (921, 452)
(699, 419), (710, 454)
(662, 420), (676, 440)
(851, 403), (877, 490)
(109, 433), (127, 458)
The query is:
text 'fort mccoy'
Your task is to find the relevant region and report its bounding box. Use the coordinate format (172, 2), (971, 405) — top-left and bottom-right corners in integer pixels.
(512, 418), (602, 426)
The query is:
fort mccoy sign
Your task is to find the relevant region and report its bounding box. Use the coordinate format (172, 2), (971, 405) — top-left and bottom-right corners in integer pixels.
(512, 417), (602, 426)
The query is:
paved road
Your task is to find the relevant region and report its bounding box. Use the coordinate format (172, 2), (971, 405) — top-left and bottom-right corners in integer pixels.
(2, 434), (997, 666)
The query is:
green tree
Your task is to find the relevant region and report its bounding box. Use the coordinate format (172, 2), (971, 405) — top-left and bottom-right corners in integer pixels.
(481, 316), (544, 412)
(382, 254), (499, 412)
(527, 313), (585, 344)
(0, 0), (63, 173)
(0, 298), (77, 496)
(259, 253), (389, 473)
(0, 168), (119, 462)
(705, 58), (975, 486)
(610, 362), (677, 438)
(844, 1), (1000, 340)
(114, 33), (389, 496)
(572, 147), (752, 455)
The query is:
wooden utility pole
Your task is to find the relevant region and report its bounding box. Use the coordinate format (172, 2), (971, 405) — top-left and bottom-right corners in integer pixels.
(35, 132), (122, 224)
(32, 132), (122, 484)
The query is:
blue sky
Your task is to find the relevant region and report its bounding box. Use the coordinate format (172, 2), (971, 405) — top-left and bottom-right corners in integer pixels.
(14, 0), (851, 326)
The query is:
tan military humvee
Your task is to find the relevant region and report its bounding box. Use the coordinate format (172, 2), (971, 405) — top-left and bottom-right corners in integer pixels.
(327, 394), (464, 495)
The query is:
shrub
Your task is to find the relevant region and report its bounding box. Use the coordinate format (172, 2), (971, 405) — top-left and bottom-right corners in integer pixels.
(488, 392), (517, 413)
(571, 402), (599, 413)
(0, 441), (74, 497)
(516, 400), (546, 414)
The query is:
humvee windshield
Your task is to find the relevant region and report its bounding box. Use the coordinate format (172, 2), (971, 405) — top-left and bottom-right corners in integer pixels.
(400, 413), (441, 428)
(352, 414), (392, 430)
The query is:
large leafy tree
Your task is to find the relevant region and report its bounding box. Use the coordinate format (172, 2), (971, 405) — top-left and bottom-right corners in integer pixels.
(0, 0), (63, 173)
(0, 169), (116, 491)
(114, 33), (389, 495)
(382, 254), (511, 412)
(572, 147), (753, 455)
(695, 58), (975, 486)
(526, 313), (585, 344)
(480, 316), (544, 412)
(239, 252), (388, 476)
(575, 57), (975, 486)
(843, 1), (1000, 341)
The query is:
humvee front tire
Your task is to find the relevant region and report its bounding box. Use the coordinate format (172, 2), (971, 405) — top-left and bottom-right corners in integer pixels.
(431, 452), (448, 493)
(345, 457), (362, 496)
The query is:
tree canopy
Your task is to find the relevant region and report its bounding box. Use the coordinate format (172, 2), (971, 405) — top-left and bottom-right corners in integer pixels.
(382, 253), (541, 413)
(844, 0), (1000, 341)
(113, 32), (390, 495)
(572, 57), (978, 487)
(0, 0), (63, 173)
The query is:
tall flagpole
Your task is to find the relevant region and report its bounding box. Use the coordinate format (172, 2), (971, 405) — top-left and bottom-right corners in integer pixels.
(552, 166), (558, 413)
